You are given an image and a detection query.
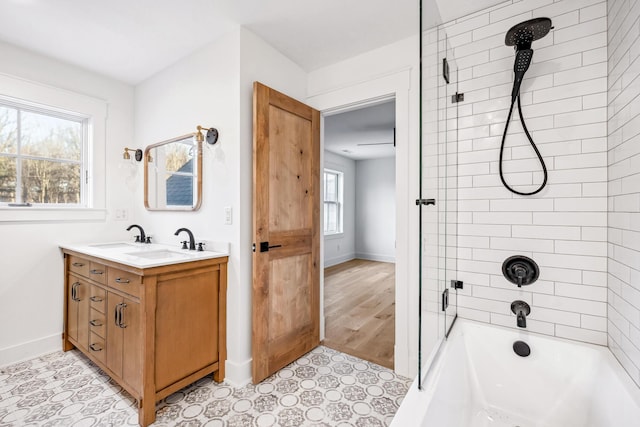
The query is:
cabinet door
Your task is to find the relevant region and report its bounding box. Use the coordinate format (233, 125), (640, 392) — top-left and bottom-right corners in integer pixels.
(121, 296), (141, 393)
(106, 292), (141, 393)
(68, 276), (89, 351)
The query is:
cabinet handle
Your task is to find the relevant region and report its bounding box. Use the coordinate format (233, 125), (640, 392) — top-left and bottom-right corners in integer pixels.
(89, 343), (103, 352)
(90, 319), (103, 327)
(114, 303), (127, 328)
(90, 296), (103, 302)
(90, 269), (104, 275)
(114, 304), (120, 327)
(115, 277), (130, 284)
(71, 282), (81, 301)
(119, 303), (128, 328)
(72, 262), (85, 267)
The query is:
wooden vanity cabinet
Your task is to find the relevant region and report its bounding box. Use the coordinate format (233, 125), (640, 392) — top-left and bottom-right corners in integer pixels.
(62, 249), (228, 427)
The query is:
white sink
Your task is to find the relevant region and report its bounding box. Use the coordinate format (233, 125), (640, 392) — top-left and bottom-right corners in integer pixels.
(89, 242), (137, 249)
(60, 241), (228, 268)
(124, 249), (190, 260)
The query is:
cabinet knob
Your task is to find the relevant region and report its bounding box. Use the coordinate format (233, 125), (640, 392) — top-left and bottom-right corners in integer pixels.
(89, 343), (103, 352)
(90, 296), (103, 303)
(72, 262), (85, 267)
(90, 320), (103, 327)
(90, 269), (104, 275)
(115, 277), (130, 284)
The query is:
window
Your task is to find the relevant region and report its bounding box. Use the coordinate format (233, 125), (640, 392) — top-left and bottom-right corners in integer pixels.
(0, 100), (87, 206)
(324, 169), (343, 235)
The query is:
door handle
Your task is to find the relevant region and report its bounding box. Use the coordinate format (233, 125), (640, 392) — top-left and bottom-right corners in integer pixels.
(259, 242), (282, 252)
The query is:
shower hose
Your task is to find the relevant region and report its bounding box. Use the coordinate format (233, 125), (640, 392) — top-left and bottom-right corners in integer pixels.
(499, 94), (548, 196)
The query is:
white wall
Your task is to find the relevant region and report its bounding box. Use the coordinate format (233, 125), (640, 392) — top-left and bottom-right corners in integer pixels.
(355, 157), (396, 262)
(607, 0), (640, 387)
(324, 151), (356, 267)
(442, 0), (609, 344)
(0, 41), (135, 365)
(134, 27), (307, 386)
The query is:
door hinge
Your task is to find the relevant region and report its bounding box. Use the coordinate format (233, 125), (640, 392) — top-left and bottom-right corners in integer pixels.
(452, 92), (464, 103)
(442, 288), (449, 312)
(415, 198), (436, 206)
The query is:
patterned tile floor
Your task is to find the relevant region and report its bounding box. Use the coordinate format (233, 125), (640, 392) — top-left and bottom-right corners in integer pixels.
(0, 346), (411, 426)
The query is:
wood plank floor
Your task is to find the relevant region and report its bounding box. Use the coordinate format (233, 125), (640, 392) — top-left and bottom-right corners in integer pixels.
(323, 259), (395, 369)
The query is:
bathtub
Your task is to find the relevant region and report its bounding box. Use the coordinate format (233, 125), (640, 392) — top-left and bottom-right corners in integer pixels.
(391, 319), (640, 427)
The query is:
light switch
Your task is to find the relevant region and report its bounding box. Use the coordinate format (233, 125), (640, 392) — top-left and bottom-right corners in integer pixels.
(224, 206), (232, 225)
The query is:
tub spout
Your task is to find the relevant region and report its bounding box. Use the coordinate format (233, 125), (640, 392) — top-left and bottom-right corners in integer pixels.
(517, 311), (527, 328)
(511, 300), (531, 329)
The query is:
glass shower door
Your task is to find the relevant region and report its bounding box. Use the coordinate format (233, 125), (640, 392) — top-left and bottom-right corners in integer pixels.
(418, 1), (458, 387)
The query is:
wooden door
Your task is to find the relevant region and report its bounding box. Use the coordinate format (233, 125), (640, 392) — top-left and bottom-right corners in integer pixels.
(252, 82), (320, 383)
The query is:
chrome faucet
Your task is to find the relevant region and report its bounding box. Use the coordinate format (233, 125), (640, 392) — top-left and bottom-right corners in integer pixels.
(126, 224), (147, 243)
(174, 228), (196, 250)
(511, 300), (531, 328)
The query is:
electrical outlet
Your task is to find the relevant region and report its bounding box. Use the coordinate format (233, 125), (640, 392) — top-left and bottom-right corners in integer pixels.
(224, 206), (232, 225)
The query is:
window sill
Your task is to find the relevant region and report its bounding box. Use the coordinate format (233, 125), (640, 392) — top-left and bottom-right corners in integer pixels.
(324, 232), (344, 240)
(0, 208), (107, 223)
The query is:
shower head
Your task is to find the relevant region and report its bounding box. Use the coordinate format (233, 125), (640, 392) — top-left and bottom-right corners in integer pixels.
(512, 49), (533, 101)
(506, 18), (553, 102)
(505, 17), (553, 50)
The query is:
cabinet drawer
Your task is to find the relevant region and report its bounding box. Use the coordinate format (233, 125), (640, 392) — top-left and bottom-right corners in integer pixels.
(89, 308), (106, 338)
(107, 268), (141, 298)
(88, 332), (106, 364)
(90, 286), (106, 313)
(68, 255), (90, 278)
(88, 262), (107, 284)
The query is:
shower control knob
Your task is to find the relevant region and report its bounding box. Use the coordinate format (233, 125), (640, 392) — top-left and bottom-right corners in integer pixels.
(502, 255), (539, 287)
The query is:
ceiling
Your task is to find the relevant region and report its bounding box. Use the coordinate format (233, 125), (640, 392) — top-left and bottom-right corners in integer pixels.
(0, 0), (507, 85)
(324, 100), (395, 161)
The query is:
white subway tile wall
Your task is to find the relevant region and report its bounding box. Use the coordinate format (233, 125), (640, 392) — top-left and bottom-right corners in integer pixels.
(434, 0), (610, 348)
(608, 0), (640, 387)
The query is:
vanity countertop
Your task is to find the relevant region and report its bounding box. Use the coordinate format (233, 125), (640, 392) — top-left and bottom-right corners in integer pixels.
(59, 241), (229, 269)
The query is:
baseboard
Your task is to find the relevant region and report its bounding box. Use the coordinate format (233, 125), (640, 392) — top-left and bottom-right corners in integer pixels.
(224, 357), (252, 387)
(324, 253), (355, 268)
(0, 333), (61, 367)
(355, 253), (396, 263)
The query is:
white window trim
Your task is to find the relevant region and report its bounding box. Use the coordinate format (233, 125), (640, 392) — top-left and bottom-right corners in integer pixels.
(323, 168), (343, 236)
(0, 73), (107, 222)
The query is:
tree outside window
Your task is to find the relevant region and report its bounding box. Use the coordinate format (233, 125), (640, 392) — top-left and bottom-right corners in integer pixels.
(0, 102), (86, 206)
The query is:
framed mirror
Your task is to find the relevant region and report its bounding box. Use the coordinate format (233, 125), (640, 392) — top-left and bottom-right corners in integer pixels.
(144, 133), (202, 211)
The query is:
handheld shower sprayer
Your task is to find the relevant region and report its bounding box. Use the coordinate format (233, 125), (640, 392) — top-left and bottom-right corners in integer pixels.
(500, 18), (553, 196)
(512, 49), (533, 102)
